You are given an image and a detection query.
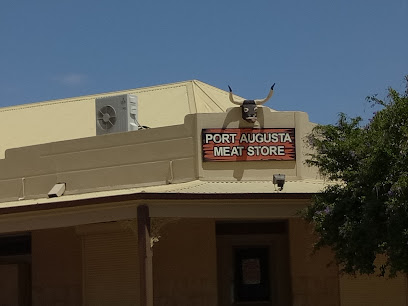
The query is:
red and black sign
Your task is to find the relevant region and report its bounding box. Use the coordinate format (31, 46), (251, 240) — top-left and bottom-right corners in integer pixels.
(202, 128), (296, 162)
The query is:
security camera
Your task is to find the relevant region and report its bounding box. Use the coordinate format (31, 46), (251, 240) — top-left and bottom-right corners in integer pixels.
(48, 183), (66, 198)
(273, 174), (285, 191)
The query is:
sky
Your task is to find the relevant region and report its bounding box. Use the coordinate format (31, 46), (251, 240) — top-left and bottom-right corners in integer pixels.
(0, 0), (407, 124)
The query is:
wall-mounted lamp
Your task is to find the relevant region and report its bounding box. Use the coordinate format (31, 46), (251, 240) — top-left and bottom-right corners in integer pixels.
(273, 174), (285, 191)
(48, 183), (66, 198)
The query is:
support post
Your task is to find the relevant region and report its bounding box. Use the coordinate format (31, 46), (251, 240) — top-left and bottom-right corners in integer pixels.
(137, 205), (153, 306)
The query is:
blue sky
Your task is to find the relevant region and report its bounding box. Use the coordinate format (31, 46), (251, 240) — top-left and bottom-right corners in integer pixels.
(0, 0), (407, 124)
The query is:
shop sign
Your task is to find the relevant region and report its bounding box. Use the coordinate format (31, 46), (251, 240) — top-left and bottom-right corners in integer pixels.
(202, 128), (296, 162)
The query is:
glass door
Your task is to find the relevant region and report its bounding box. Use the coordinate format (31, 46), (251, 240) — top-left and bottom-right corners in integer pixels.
(234, 247), (270, 303)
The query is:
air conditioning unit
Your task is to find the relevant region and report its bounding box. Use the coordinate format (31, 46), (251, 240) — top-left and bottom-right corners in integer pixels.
(95, 94), (139, 135)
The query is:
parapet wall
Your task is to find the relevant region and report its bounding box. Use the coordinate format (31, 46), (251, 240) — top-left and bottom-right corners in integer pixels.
(0, 120), (196, 202)
(0, 108), (319, 203)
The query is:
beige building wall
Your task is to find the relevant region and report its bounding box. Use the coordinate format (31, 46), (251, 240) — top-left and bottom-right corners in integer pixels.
(0, 264), (20, 306)
(31, 227), (82, 306)
(289, 218), (340, 306)
(340, 266), (408, 306)
(0, 120), (196, 202)
(152, 218), (218, 306)
(77, 222), (140, 306)
(288, 219), (408, 306)
(0, 80), (237, 159)
(0, 108), (321, 204)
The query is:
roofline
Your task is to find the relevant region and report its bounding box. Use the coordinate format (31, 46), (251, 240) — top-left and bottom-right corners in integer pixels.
(0, 79), (213, 111)
(0, 192), (314, 215)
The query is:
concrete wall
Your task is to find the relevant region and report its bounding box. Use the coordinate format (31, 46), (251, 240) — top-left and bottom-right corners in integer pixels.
(288, 218), (408, 306)
(0, 119), (196, 202)
(289, 218), (340, 306)
(0, 80), (234, 159)
(77, 222), (140, 306)
(0, 264), (20, 306)
(340, 257), (408, 306)
(152, 218), (218, 306)
(0, 108), (321, 203)
(31, 227), (82, 306)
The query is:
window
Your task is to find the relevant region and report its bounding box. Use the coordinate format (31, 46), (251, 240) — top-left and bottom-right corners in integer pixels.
(234, 247), (270, 302)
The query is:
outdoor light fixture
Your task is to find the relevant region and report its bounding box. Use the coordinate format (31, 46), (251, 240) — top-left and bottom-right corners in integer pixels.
(273, 174), (285, 191)
(48, 183), (66, 198)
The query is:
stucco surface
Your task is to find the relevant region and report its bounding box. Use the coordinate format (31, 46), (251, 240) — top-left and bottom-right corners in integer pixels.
(0, 80), (240, 159)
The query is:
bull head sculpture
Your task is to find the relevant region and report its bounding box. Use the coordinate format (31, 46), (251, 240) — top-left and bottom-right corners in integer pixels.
(228, 83), (275, 123)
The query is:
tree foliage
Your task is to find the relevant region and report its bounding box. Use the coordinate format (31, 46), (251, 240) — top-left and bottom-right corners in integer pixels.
(304, 76), (408, 276)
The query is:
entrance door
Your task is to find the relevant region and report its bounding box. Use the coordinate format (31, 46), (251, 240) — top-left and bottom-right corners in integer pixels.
(234, 247), (270, 303)
(216, 222), (291, 306)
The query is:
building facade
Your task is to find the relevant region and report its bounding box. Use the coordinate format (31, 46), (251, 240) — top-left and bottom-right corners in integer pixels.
(0, 81), (406, 305)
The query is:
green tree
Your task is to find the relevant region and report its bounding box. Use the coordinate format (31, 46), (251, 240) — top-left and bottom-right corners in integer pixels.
(304, 76), (408, 276)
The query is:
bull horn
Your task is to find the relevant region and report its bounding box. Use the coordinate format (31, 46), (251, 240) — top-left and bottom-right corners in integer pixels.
(254, 83), (275, 105)
(228, 85), (242, 106)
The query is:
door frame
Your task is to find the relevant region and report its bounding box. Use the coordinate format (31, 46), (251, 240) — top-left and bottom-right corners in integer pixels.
(216, 222), (292, 306)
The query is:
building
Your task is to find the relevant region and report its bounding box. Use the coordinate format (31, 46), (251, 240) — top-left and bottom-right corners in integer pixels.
(0, 80), (406, 305)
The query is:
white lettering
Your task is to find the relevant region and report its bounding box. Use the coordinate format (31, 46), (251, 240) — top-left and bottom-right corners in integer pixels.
(255, 133), (264, 143)
(221, 134), (230, 143)
(245, 145), (287, 156)
(205, 134), (214, 144)
(214, 146), (244, 157)
(261, 146), (269, 156)
(213, 134), (222, 144)
(269, 146), (278, 155)
(283, 133), (292, 143)
(230, 146), (244, 156)
(240, 133), (248, 143)
(214, 146), (228, 156)
(252, 146), (261, 155)
(205, 133), (238, 144)
(237, 132), (293, 144)
(248, 134), (256, 143)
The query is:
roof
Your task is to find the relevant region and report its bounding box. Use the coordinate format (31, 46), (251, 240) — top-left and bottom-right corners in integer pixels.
(0, 179), (328, 214)
(147, 179), (327, 194)
(0, 80), (251, 158)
